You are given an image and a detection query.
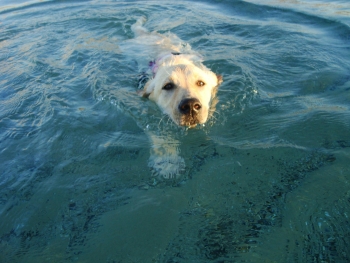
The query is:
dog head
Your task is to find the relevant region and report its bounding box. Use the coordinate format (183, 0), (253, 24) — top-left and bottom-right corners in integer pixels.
(141, 54), (222, 128)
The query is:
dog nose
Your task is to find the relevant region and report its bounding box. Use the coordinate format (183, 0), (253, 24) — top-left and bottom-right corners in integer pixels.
(178, 98), (202, 115)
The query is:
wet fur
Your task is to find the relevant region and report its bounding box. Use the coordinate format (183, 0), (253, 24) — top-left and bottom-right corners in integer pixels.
(131, 17), (222, 178)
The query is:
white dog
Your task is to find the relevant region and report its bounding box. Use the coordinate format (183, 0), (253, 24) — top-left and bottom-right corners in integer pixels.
(130, 17), (222, 178)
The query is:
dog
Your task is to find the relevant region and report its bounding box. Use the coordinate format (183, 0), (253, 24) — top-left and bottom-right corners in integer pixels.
(130, 17), (222, 178)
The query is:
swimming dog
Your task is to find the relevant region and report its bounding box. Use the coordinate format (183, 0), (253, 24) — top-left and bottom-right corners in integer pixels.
(131, 17), (222, 178)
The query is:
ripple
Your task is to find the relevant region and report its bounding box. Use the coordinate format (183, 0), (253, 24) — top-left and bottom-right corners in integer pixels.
(0, 0), (350, 262)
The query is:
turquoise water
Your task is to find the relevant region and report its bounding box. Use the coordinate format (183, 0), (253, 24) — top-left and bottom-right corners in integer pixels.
(1, 0), (350, 262)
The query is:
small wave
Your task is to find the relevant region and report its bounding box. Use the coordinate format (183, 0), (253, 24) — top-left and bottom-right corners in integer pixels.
(0, 0), (54, 14)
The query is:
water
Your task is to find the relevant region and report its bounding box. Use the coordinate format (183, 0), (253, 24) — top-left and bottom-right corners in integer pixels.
(1, 0), (350, 262)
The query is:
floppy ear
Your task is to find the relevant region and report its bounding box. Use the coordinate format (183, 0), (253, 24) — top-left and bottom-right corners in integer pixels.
(140, 80), (155, 98)
(216, 74), (223, 85)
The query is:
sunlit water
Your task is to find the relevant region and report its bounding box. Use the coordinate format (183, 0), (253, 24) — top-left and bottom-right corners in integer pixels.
(1, 0), (350, 262)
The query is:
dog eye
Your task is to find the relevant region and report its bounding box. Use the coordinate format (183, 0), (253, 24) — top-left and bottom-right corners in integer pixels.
(197, 80), (205, 87)
(162, 83), (175, 90)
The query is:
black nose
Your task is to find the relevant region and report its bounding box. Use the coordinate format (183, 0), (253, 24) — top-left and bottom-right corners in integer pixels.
(178, 98), (202, 115)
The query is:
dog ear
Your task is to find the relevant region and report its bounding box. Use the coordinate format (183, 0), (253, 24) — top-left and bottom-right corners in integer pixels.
(140, 80), (155, 98)
(216, 74), (223, 85)
(138, 90), (150, 98)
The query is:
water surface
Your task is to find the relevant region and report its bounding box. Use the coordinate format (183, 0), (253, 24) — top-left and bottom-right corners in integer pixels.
(0, 0), (350, 262)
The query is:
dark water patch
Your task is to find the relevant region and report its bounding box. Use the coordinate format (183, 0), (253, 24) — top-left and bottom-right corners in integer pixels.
(160, 146), (337, 262)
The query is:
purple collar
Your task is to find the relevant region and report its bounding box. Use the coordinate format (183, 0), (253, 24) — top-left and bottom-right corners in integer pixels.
(149, 52), (181, 76)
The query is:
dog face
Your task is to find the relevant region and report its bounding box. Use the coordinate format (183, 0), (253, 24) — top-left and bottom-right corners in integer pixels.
(142, 54), (222, 128)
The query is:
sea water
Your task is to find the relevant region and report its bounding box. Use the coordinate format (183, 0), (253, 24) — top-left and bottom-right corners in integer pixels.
(0, 0), (350, 262)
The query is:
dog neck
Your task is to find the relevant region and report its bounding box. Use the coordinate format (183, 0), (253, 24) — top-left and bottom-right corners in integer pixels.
(149, 52), (182, 76)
